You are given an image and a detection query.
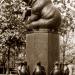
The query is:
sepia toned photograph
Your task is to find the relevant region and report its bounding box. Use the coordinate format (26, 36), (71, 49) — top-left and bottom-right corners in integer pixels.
(0, 0), (75, 75)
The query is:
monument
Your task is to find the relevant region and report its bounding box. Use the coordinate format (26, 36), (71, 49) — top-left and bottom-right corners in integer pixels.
(23, 0), (61, 75)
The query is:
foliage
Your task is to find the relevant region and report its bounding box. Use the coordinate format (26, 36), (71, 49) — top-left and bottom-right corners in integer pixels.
(0, 0), (26, 67)
(53, 0), (75, 62)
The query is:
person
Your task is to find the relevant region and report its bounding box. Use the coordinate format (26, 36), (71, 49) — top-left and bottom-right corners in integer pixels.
(50, 61), (60, 75)
(33, 61), (46, 75)
(22, 0), (61, 30)
(68, 60), (74, 75)
(63, 63), (69, 75)
(17, 63), (22, 75)
(20, 62), (30, 75)
(60, 62), (64, 75)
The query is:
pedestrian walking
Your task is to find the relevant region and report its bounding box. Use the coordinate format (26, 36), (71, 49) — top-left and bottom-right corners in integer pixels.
(17, 63), (22, 75)
(68, 60), (74, 75)
(63, 62), (69, 75)
(60, 62), (64, 75)
(33, 61), (46, 75)
(20, 61), (30, 75)
(50, 61), (60, 75)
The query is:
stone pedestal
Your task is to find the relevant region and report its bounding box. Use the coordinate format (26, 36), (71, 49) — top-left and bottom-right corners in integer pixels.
(26, 29), (59, 75)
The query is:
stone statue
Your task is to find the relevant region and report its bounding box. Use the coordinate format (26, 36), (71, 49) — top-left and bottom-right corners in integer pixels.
(23, 0), (61, 30)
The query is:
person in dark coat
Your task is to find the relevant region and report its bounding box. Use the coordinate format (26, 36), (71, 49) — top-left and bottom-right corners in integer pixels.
(33, 61), (46, 75)
(60, 62), (64, 75)
(17, 63), (22, 75)
(20, 62), (30, 75)
(63, 63), (69, 75)
(50, 61), (61, 75)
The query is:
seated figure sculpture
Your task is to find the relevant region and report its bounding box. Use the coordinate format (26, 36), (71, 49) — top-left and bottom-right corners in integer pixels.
(23, 0), (61, 30)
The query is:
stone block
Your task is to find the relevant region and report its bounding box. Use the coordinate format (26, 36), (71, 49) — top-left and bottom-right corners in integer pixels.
(26, 30), (59, 75)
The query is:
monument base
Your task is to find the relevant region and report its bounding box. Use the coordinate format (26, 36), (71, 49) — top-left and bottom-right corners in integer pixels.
(26, 29), (59, 75)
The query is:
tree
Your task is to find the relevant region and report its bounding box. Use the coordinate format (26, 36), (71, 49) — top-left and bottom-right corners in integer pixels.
(0, 0), (26, 74)
(53, 0), (75, 63)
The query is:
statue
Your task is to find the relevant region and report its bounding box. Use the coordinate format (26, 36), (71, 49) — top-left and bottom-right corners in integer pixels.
(24, 0), (61, 74)
(23, 0), (61, 30)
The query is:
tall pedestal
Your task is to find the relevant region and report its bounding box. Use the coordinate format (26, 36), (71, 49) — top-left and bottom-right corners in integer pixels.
(26, 29), (59, 75)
